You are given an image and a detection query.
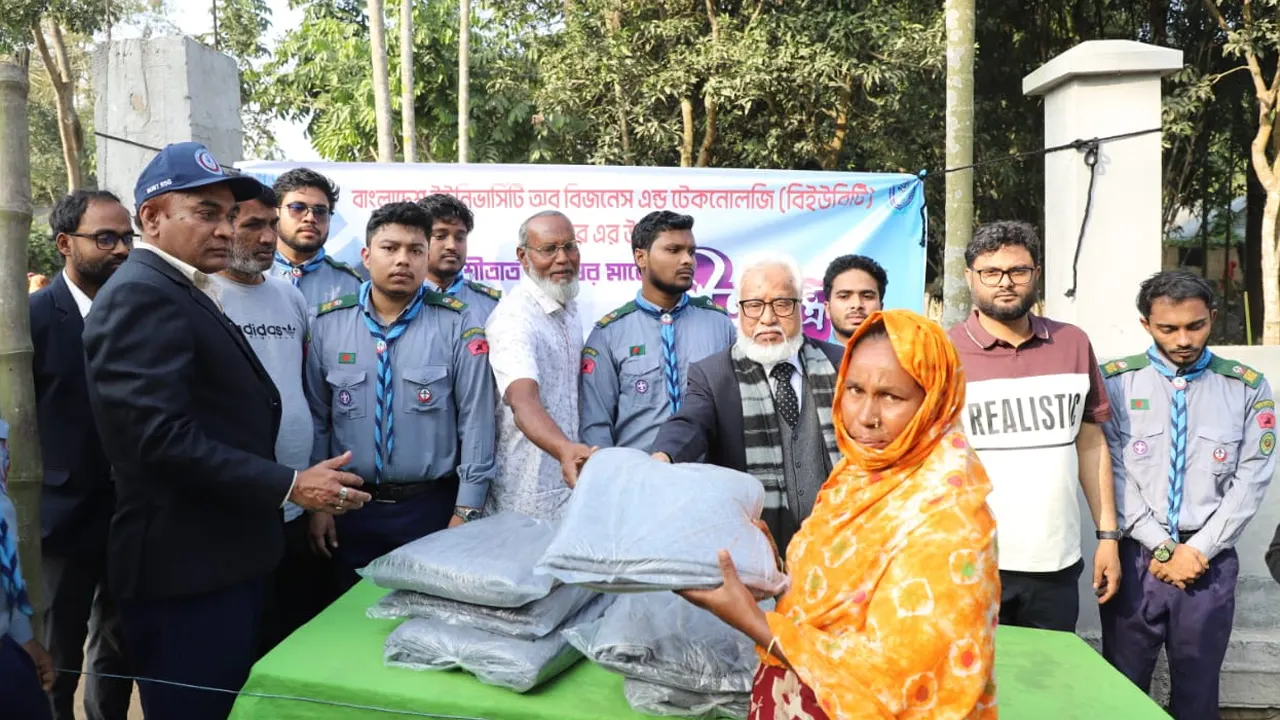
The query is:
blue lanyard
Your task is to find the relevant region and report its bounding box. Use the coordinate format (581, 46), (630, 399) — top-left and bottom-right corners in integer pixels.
(358, 281), (426, 484)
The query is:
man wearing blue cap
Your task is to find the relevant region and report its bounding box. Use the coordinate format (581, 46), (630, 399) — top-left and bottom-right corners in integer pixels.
(82, 142), (372, 720)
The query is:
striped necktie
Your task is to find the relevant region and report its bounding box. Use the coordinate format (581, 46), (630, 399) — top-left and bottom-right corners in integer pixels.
(359, 281), (426, 484)
(0, 513), (33, 618)
(275, 247), (330, 288)
(1146, 346), (1213, 541)
(634, 292), (689, 413)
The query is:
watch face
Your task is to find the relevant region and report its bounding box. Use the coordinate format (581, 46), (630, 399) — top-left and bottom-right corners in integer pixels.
(1154, 545), (1173, 562)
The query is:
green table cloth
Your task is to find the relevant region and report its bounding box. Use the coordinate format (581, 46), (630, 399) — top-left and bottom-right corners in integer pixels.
(230, 582), (1168, 720)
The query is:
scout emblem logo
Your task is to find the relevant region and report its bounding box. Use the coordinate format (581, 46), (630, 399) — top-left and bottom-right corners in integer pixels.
(291, 266), (303, 278)
(1171, 377), (1187, 390)
(1132, 440), (1148, 456)
(467, 337), (489, 356)
(417, 387), (432, 404)
(194, 147), (222, 174)
(1259, 411), (1276, 430)
(1262, 431), (1276, 456)
(1117, 360), (1128, 370)
(337, 389), (353, 407)
(581, 357), (596, 374)
(634, 379), (650, 394)
(660, 313), (673, 325)
(1213, 447), (1228, 463)
(375, 339), (387, 355)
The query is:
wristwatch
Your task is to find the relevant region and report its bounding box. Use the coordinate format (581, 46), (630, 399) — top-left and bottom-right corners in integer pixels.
(1095, 530), (1123, 541)
(1153, 539), (1176, 563)
(453, 507), (483, 523)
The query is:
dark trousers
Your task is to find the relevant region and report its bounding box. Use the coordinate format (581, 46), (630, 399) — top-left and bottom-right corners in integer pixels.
(1101, 539), (1237, 720)
(259, 515), (329, 657)
(330, 480), (456, 596)
(42, 550), (132, 720)
(0, 634), (53, 720)
(118, 577), (266, 720)
(998, 559), (1084, 632)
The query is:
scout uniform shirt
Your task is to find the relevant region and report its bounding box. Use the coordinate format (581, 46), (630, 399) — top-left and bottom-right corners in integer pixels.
(271, 248), (365, 307)
(303, 286), (497, 509)
(580, 292), (736, 450)
(1101, 351), (1277, 559)
(437, 275), (501, 324)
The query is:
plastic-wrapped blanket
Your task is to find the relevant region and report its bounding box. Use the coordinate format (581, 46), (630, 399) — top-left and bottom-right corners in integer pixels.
(384, 595), (612, 692)
(536, 447), (788, 594)
(367, 584), (599, 639)
(561, 591), (766, 694)
(623, 678), (749, 719)
(359, 512), (558, 607)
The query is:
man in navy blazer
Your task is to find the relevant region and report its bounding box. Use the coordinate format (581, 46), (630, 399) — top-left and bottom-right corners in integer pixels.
(30, 190), (134, 720)
(83, 143), (371, 720)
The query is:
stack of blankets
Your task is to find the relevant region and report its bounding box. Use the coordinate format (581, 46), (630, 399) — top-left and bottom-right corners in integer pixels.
(359, 512), (609, 693)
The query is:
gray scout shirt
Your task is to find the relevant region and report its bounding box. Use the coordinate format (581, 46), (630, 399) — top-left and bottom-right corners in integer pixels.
(271, 251), (364, 307)
(303, 289), (498, 508)
(436, 275), (501, 324)
(580, 294), (735, 451)
(1101, 351), (1277, 560)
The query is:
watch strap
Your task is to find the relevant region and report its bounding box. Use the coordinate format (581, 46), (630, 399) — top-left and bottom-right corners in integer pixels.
(1095, 530), (1123, 541)
(453, 507), (482, 522)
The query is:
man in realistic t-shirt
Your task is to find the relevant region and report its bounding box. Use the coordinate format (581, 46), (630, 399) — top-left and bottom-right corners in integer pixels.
(948, 221), (1121, 632)
(213, 184), (325, 652)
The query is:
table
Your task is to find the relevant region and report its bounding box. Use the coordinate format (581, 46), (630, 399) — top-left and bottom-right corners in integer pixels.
(230, 582), (1169, 720)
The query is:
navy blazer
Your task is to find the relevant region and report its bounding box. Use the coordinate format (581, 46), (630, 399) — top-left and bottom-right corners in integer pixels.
(83, 249), (295, 600)
(30, 272), (115, 553)
(650, 338), (845, 470)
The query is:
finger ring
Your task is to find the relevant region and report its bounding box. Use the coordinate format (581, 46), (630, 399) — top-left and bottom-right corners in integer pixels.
(335, 500), (345, 511)
(339, 487), (349, 500)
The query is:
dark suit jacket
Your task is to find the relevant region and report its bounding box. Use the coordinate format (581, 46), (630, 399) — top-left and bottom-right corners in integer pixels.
(650, 338), (845, 469)
(30, 273), (115, 554)
(83, 249), (295, 600)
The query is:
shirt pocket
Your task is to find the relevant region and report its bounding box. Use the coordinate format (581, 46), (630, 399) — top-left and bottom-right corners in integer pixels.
(402, 365), (452, 415)
(1124, 424), (1165, 471)
(1195, 427), (1242, 483)
(326, 370), (368, 420)
(619, 358), (665, 408)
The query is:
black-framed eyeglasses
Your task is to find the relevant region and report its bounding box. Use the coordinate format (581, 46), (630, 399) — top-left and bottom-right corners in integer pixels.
(280, 202), (331, 221)
(738, 298), (801, 319)
(974, 266), (1036, 287)
(66, 231), (136, 250)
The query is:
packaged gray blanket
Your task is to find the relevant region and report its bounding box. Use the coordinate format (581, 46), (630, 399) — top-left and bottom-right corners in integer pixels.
(367, 584), (599, 639)
(359, 511), (559, 607)
(561, 591), (767, 693)
(623, 678), (749, 719)
(536, 447), (787, 594)
(384, 595), (612, 692)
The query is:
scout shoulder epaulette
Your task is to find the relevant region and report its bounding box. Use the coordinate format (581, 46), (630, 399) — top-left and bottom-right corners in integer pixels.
(689, 295), (729, 314)
(1209, 355), (1264, 389)
(596, 301), (638, 328)
(1101, 354), (1148, 378)
(424, 289), (468, 313)
(323, 255), (364, 281)
(316, 293), (358, 316)
(466, 279), (502, 301)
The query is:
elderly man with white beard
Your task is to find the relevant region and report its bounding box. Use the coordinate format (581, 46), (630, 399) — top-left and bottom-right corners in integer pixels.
(651, 252), (844, 554)
(485, 210), (596, 520)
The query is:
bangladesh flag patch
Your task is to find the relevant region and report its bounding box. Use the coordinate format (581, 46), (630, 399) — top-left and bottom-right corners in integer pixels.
(1130, 399), (1149, 411)
(629, 345), (646, 357)
(338, 352), (357, 364)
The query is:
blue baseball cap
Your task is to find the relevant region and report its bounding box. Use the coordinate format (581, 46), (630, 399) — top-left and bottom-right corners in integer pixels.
(133, 142), (262, 209)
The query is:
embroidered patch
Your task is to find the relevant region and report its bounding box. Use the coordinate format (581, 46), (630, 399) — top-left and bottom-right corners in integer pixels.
(1131, 439), (1149, 456)
(1255, 399), (1276, 411)
(1262, 431), (1276, 456)
(337, 389), (353, 407)
(1213, 447), (1227, 463)
(1260, 411), (1276, 430)
(582, 346), (599, 358)
(634, 379), (650, 394)
(1130, 399), (1149, 411)
(461, 327), (485, 340)
(1245, 369), (1260, 384)
(581, 357), (596, 375)
(629, 345), (646, 357)
(417, 387), (432, 404)
(338, 352), (356, 364)
(467, 337), (489, 356)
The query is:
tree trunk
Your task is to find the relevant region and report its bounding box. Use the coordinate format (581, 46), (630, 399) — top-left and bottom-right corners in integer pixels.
(695, 97), (716, 167)
(367, 0), (394, 163)
(942, 0), (975, 328)
(679, 98), (694, 167)
(1261, 190), (1280, 344)
(400, 0), (415, 162)
(1246, 160), (1264, 342)
(607, 6), (631, 164)
(0, 61), (45, 639)
(32, 23), (83, 192)
(458, 0), (470, 163)
(822, 76), (853, 171)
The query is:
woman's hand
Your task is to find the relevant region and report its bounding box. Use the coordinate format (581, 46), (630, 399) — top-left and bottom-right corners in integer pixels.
(679, 550), (773, 646)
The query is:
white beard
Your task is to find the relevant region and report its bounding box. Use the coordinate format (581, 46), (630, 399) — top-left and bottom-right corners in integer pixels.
(736, 327), (805, 366)
(528, 269), (580, 305)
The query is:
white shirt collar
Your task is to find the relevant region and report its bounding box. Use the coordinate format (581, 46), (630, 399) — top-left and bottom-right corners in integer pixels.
(61, 270), (93, 319)
(134, 241), (223, 309)
(762, 354), (803, 379)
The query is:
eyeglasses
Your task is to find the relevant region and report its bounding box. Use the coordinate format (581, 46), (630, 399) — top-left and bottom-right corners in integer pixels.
(738, 298), (801, 319)
(526, 242), (580, 259)
(974, 266), (1036, 287)
(280, 202), (331, 221)
(66, 231), (136, 250)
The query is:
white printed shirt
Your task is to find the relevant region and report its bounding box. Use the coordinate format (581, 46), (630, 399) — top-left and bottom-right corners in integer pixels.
(485, 277), (583, 520)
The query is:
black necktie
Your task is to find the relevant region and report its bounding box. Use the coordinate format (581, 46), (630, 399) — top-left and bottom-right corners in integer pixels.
(770, 362), (800, 427)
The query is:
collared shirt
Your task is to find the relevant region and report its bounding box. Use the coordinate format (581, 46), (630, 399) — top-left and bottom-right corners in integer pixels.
(579, 295), (735, 450)
(437, 275), (501, 324)
(0, 417), (33, 645)
(763, 355), (805, 412)
(947, 310), (1110, 572)
(270, 252), (363, 308)
(62, 270), (93, 318)
(134, 241), (223, 310)
(303, 291), (497, 508)
(1102, 353), (1276, 560)
(485, 276), (582, 520)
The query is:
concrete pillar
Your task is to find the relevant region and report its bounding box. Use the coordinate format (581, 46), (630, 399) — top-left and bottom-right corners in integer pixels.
(1023, 40), (1182, 362)
(92, 36), (243, 213)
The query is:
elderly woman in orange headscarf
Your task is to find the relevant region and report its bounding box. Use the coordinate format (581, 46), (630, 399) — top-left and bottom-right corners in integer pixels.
(681, 309), (1000, 720)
